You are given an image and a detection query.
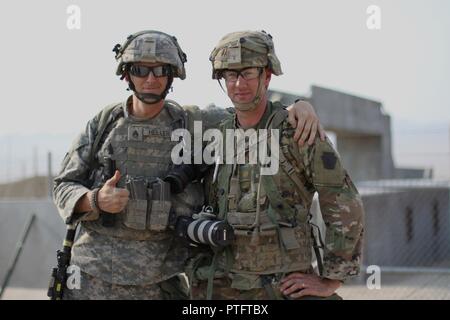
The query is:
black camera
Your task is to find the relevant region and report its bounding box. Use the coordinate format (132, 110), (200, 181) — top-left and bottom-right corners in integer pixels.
(174, 207), (234, 248)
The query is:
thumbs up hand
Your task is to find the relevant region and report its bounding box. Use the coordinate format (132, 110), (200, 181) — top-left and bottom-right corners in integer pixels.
(98, 170), (130, 213)
(105, 169), (121, 188)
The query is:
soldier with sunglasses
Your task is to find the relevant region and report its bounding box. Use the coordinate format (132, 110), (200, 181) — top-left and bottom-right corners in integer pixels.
(53, 30), (324, 300)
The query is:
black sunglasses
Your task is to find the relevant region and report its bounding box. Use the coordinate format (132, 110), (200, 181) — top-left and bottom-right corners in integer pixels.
(129, 65), (171, 78)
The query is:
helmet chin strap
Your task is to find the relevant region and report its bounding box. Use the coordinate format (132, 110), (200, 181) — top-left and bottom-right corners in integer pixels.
(134, 91), (166, 104)
(126, 71), (174, 105)
(231, 76), (264, 112)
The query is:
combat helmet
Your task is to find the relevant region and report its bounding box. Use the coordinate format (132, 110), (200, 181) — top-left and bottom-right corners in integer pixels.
(113, 30), (187, 104)
(209, 30), (282, 111)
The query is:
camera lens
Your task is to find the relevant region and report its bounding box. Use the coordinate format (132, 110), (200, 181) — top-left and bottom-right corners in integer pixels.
(175, 216), (234, 247)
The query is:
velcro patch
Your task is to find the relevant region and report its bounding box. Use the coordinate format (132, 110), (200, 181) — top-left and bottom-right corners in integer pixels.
(312, 140), (345, 187)
(128, 124), (171, 141)
(226, 46), (241, 64)
(321, 152), (338, 170)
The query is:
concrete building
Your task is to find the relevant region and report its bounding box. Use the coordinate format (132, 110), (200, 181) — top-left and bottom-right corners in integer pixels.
(269, 85), (428, 181)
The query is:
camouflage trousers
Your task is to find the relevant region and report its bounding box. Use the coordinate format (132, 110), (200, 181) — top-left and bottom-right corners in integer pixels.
(191, 277), (272, 300)
(191, 277), (342, 300)
(63, 271), (188, 300)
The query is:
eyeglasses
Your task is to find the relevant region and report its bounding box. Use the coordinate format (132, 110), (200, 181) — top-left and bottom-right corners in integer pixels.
(129, 65), (171, 78)
(220, 67), (262, 82)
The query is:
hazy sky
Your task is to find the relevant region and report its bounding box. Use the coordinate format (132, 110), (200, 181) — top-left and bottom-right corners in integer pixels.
(0, 0), (449, 179)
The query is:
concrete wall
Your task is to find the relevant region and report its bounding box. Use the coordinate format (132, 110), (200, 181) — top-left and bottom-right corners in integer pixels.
(336, 135), (383, 182)
(311, 184), (450, 268)
(309, 86), (388, 135)
(395, 168), (432, 179)
(359, 186), (450, 267)
(0, 200), (64, 290)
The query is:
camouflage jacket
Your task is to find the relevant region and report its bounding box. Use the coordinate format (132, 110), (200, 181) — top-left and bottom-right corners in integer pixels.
(53, 96), (230, 285)
(206, 101), (364, 284)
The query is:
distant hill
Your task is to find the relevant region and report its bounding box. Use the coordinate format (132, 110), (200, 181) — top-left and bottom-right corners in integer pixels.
(0, 176), (51, 198)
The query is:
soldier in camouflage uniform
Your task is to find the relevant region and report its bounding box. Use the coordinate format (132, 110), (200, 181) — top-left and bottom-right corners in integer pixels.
(53, 30), (199, 300)
(53, 30), (324, 300)
(188, 31), (365, 300)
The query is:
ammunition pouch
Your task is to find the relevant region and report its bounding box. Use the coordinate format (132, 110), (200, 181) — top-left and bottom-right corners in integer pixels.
(124, 176), (172, 231)
(224, 208), (312, 274)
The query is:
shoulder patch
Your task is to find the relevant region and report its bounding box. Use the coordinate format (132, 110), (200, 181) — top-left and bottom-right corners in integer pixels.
(312, 139), (345, 187)
(321, 152), (338, 170)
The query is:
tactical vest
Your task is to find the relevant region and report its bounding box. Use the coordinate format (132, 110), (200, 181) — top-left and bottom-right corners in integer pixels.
(83, 100), (192, 240)
(215, 102), (314, 275)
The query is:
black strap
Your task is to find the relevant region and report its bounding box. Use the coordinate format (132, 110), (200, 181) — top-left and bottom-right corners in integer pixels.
(89, 102), (124, 168)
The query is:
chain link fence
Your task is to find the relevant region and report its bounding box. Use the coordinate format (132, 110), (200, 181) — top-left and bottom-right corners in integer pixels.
(320, 179), (450, 299)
